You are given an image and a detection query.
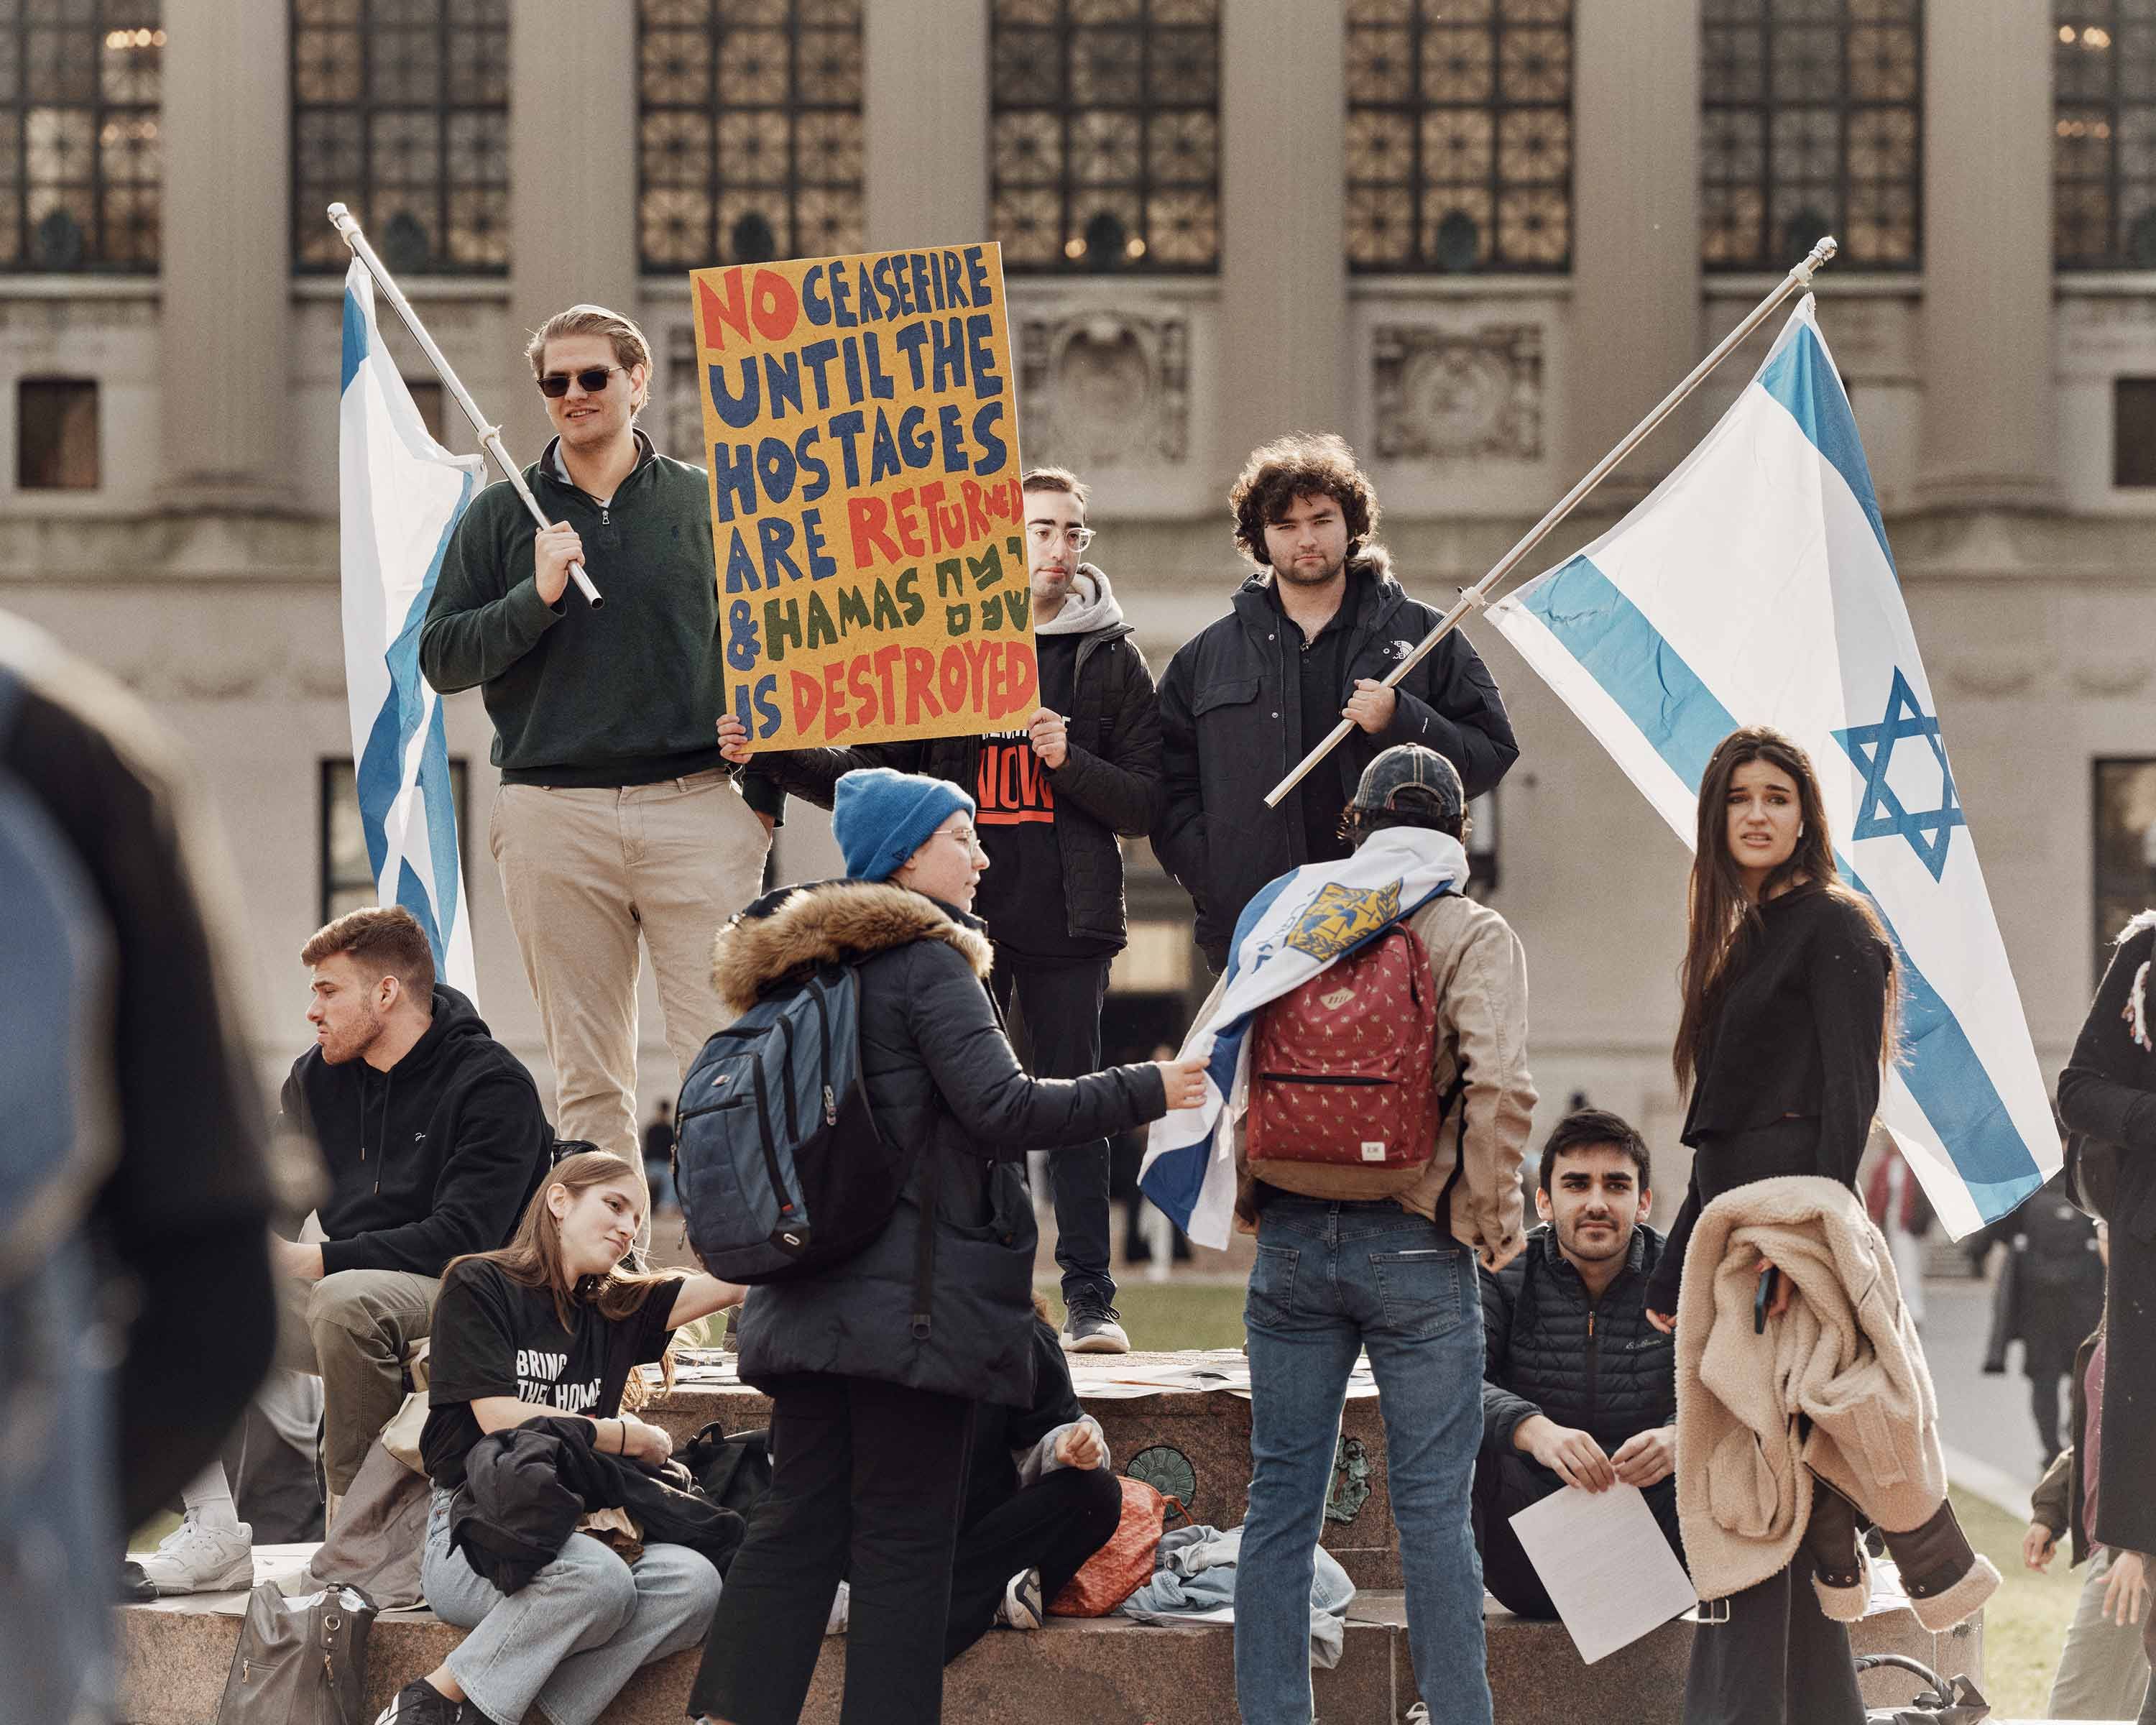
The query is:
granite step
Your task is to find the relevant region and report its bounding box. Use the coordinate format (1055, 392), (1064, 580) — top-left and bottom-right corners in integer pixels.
(117, 1544), (1982, 1725)
(645, 1349), (1407, 1588)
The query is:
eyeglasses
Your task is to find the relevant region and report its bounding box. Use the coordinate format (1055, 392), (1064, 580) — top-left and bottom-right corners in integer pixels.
(537, 365), (625, 398)
(1027, 523), (1096, 552)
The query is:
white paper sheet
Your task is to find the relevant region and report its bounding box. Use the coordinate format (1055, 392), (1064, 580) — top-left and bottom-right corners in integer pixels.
(1507, 1483), (1698, 1665)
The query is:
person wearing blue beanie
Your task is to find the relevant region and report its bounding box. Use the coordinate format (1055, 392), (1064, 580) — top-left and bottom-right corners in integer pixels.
(831, 767), (978, 886)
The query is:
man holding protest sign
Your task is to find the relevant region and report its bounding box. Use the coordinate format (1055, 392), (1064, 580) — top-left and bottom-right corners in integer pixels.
(420, 304), (780, 1176)
(726, 461), (1161, 1353)
(1153, 433), (1519, 972)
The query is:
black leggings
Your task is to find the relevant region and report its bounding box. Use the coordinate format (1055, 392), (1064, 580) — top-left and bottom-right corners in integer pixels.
(944, 1465), (1123, 1662)
(691, 1374), (973, 1725)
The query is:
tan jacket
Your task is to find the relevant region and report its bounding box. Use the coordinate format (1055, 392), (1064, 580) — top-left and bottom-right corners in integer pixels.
(1211, 890), (1534, 1266)
(1675, 1176), (1948, 1601)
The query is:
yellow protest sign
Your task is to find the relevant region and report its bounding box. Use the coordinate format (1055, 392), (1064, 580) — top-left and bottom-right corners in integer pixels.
(691, 244), (1034, 751)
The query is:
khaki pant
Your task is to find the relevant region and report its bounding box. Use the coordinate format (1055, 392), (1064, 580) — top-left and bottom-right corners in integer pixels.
(2048, 1545), (2153, 1720)
(491, 769), (770, 1173)
(274, 1268), (439, 1497)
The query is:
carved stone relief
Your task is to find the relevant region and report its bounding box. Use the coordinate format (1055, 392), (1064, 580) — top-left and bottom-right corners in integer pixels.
(1017, 312), (1189, 470)
(1371, 323), (1542, 462)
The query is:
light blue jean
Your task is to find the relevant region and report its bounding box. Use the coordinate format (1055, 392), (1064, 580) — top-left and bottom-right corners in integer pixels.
(1235, 1198), (1491, 1725)
(421, 1488), (722, 1725)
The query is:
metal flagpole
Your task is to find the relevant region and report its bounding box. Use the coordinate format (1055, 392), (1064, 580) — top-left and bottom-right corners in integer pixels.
(1261, 235), (1839, 810)
(328, 202), (604, 609)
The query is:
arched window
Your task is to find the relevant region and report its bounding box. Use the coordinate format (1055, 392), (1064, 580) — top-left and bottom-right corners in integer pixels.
(1345, 0), (1572, 274)
(2055, 4), (2156, 268)
(292, 0), (510, 275)
(0, 3), (162, 272)
(1700, 0), (1922, 272)
(990, 0), (1221, 274)
(637, 0), (863, 273)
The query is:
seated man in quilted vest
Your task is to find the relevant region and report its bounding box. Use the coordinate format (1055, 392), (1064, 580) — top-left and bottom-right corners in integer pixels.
(1475, 1108), (1684, 1619)
(1226, 742), (1534, 1725)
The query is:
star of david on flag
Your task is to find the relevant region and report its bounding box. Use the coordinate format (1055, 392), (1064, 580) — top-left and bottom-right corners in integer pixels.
(1488, 296), (2056, 1236)
(1833, 668), (1966, 882)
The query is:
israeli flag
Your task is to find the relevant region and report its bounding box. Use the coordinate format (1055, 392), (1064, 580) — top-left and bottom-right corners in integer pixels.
(1139, 827), (1468, 1248)
(338, 259), (481, 997)
(1488, 297), (2053, 1237)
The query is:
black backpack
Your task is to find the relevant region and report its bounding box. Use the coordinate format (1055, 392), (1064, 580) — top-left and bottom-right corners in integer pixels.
(674, 964), (905, 1283)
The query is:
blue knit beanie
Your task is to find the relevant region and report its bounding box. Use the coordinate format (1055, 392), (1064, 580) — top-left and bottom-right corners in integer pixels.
(831, 767), (977, 883)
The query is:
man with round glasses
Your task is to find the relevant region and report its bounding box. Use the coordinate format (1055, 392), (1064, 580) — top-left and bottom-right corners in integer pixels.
(421, 303), (779, 1190)
(733, 465), (1161, 1353)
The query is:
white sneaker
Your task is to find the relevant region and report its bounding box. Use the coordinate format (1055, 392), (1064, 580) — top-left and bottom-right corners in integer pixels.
(1059, 1299), (1130, 1355)
(995, 1567), (1044, 1631)
(135, 1512), (254, 1595)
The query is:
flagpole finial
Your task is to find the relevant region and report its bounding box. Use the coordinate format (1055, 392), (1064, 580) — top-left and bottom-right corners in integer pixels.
(1798, 235), (1838, 280)
(328, 202), (359, 243)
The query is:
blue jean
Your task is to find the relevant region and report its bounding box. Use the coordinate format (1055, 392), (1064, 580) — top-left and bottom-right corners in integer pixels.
(421, 1489), (722, 1725)
(1236, 1199), (1491, 1725)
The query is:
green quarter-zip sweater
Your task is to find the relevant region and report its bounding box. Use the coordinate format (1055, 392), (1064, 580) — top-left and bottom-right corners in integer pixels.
(421, 431), (776, 811)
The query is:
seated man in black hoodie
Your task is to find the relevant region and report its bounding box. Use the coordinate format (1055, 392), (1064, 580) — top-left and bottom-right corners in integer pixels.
(944, 1294), (1125, 1657)
(1475, 1109), (1682, 1619)
(137, 906), (551, 1594)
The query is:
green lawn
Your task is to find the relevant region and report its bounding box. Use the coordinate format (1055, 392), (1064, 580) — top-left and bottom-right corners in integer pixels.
(1060, 1279), (1248, 1351)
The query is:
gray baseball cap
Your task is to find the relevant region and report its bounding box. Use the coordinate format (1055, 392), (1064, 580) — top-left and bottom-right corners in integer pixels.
(1348, 743), (1464, 829)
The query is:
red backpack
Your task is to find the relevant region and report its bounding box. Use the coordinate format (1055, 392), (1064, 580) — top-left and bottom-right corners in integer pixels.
(1246, 921), (1447, 1199)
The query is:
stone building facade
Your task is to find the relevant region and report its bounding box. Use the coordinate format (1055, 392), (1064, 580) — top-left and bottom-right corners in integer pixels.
(5, 0), (2151, 1200)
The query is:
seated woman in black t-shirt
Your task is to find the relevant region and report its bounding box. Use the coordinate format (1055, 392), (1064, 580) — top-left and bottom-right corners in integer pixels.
(376, 1150), (744, 1725)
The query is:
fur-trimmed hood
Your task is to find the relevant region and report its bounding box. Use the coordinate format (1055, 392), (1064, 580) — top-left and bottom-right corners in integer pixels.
(709, 879), (993, 1014)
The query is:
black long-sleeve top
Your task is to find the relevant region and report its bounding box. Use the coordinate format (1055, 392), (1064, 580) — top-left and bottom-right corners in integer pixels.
(1646, 884), (1892, 1315)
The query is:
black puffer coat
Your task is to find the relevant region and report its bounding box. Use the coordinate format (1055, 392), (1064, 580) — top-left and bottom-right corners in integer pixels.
(710, 880), (1168, 1408)
(1153, 548), (1518, 967)
(753, 622), (1160, 948)
(1480, 1223), (1676, 1460)
(2057, 911), (2156, 1555)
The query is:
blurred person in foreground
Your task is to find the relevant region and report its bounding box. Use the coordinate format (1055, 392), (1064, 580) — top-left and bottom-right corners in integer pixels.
(0, 612), (276, 1721)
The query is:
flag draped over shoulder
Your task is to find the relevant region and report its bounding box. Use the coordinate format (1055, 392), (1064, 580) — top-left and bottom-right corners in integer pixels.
(338, 259), (482, 998)
(1487, 296), (2053, 1237)
(1138, 827), (1468, 1248)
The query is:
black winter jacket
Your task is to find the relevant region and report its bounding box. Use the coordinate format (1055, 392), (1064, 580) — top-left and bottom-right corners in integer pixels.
(282, 985), (552, 1278)
(1153, 548), (1518, 966)
(756, 619), (1161, 948)
(711, 880), (1168, 1407)
(1480, 1224), (1677, 1461)
(2058, 912), (2156, 1554)
(967, 1317), (1087, 1518)
(448, 1415), (747, 1593)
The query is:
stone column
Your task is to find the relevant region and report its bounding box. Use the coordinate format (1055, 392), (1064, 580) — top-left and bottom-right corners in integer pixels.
(1565, 0), (1700, 485)
(1917, 0), (2056, 507)
(865, 0), (989, 249)
(1219, 0), (1348, 474)
(158, 0), (295, 509)
(505, 0), (639, 454)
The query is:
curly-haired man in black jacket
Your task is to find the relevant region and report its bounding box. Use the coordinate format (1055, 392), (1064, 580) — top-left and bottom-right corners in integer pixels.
(1477, 1108), (1685, 1618)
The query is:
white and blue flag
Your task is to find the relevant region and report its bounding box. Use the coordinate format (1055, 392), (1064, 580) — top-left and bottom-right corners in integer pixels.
(1139, 827), (1468, 1247)
(338, 259), (481, 997)
(1488, 296), (2054, 1237)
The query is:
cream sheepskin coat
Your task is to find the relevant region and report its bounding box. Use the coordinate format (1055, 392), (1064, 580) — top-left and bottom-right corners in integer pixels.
(1674, 1174), (1949, 1604)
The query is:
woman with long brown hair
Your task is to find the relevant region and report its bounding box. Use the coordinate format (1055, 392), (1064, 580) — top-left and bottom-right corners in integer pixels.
(1646, 726), (1895, 1725)
(374, 1150), (745, 1725)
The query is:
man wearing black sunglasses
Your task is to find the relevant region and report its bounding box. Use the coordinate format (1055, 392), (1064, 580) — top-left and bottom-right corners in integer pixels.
(420, 303), (780, 1191)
